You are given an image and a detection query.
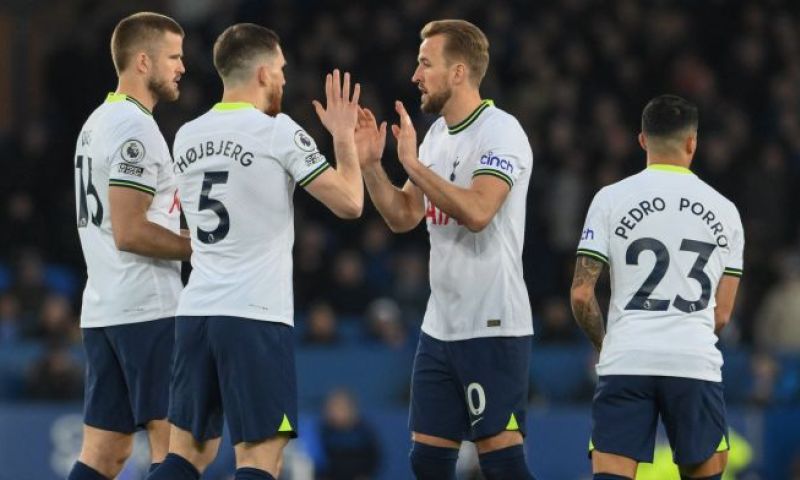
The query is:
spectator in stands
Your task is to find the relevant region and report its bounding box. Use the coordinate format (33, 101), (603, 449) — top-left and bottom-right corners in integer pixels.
(361, 219), (394, 296)
(327, 250), (373, 316)
(35, 294), (80, 346)
(0, 293), (21, 344)
(755, 251), (800, 352)
(302, 301), (340, 346)
(391, 249), (429, 327)
(24, 344), (83, 400)
(294, 221), (331, 311)
(319, 388), (381, 480)
(10, 249), (48, 324)
(365, 297), (407, 350)
(537, 297), (581, 344)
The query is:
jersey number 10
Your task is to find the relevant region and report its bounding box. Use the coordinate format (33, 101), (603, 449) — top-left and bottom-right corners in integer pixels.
(625, 238), (715, 313)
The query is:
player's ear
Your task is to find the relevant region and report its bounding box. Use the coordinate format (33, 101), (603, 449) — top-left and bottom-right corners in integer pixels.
(134, 51), (150, 74)
(257, 64), (269, 87)
(452, 63), (466, 85)
(686, 133), (697, 156)
(638, 132), (647, 151)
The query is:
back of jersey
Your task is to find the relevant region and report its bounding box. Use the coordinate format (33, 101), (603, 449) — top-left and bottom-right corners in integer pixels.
(577, 165), (744, 382)
(74, 93), (181, 328)
(173, 103), (330, 325)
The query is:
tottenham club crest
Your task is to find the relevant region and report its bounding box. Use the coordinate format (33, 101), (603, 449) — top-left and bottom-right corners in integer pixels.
(121, 139), (146, 164)
(293, 129), (317, 152)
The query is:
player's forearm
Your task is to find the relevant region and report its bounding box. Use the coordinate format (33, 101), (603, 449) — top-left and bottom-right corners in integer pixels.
(571, 293), (605, 353)
(362, 164), (418, 232)
(332, 135), (364, 217)
(405, 161), (489, 232)
(570, 256), (606, 352)
(115, 221), (191, 260)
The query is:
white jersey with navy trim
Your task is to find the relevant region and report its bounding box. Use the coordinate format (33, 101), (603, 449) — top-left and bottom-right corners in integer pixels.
(74, 93), (182, 328)
(173, 102), (331, 325)
(577, 165), (745, 382)
(418, 100), (534, 341)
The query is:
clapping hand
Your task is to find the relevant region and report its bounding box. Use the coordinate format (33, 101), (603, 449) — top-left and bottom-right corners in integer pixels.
(391, 101), (420, 172)
(355, 107), (387, 168)
(312, 69), (360, 139)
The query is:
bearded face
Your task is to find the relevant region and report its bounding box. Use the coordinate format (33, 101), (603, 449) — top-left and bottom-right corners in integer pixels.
(420, 86), (452, 115)
(148, 74), (180, 102)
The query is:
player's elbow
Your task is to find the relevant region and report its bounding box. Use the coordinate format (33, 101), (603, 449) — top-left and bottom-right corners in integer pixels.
(334, 198), (363, 219)
(570, 286), (594, 313)
(462, 211), (492, 233)
(112, 227), (137, 253)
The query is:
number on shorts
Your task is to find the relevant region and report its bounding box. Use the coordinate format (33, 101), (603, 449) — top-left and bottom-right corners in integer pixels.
(466, 382), (486, 416)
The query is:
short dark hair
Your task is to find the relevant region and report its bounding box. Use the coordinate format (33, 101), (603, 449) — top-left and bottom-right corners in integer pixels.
(111, 12), (184, 75)
(641, 95), (699, 138)
(213, 23), (280, 82)
(421, 19), (489, 86)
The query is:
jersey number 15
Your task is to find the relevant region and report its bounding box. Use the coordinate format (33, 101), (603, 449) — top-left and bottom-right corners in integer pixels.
(76, 155), (103, 227)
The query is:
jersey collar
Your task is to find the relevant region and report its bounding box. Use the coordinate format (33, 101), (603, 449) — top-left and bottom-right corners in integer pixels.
(212, 102), (256, 111)
(647, 164), (693, 175)
(447, 99), (494, 135)
(105, 92), (152, 116)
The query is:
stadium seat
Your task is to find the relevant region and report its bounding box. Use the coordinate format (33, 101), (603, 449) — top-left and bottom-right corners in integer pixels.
(0, 342), (44, 398)
(43, 264), (79, 298)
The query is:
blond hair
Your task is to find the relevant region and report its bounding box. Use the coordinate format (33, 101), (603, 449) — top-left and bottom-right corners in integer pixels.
(421, 19), (489, 86)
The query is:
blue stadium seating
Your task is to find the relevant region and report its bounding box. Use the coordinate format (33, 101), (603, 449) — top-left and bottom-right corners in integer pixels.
(530, 346), (594, 403)
(296, 345), (414, 409)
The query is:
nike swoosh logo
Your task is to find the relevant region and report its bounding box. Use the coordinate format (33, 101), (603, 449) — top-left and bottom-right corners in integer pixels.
(471, 417), (483, 427)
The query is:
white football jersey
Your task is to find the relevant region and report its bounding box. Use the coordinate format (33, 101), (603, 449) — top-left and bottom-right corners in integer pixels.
(577, 165), (744, 382)
(418, 100), (534, 341)
(74, 93), (182, 328)
(173, 103), (330, 325)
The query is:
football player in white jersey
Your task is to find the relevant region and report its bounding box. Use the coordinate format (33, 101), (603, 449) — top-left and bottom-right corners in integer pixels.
(146, 24), (362, 480)
(355, 19), (536, 480)
(69, 12), (190, 480)
(570, 95), (743, 480)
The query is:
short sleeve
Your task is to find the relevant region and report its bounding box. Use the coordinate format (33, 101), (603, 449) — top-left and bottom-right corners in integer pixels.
(470, 122), (532, 189)
(576, 188), (611, 265)
(723, 208), (744, 278)
(271, 114), (331, 187)
(108, 120), (163, 196)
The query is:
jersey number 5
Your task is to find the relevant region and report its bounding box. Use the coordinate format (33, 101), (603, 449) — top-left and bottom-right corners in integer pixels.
(197, 171), (230, 244)
(76, 155), (103, 227)
(625, 238), (716, 313)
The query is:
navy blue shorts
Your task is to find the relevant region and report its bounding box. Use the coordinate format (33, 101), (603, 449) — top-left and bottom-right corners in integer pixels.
(409, 332), (531, 442)
(82, 318), (174, 433)
(591, 375), (729, 465)
(169, 316), (298, 445)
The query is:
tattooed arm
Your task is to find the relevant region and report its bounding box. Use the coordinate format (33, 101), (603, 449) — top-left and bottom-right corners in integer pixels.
(570, 255), (606, 352)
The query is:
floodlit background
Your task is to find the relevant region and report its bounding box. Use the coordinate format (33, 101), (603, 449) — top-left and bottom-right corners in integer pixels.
(0, 0), (799, 479)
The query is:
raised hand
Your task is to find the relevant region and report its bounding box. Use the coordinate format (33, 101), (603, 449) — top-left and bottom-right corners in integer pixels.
(312, 69), (360, 139)
(355, 107), (387, 168)
(390, 101), (419, 172)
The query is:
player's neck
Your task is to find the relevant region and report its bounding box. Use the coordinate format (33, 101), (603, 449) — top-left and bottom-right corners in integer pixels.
(115, 78), (156, 113)
(442, 90), (483, 127)
(646, 156), (692, 170)
(221, 88), (264, 112)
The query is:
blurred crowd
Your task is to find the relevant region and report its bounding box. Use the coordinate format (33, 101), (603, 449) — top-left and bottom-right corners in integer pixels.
(0, 0), (799, 410)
